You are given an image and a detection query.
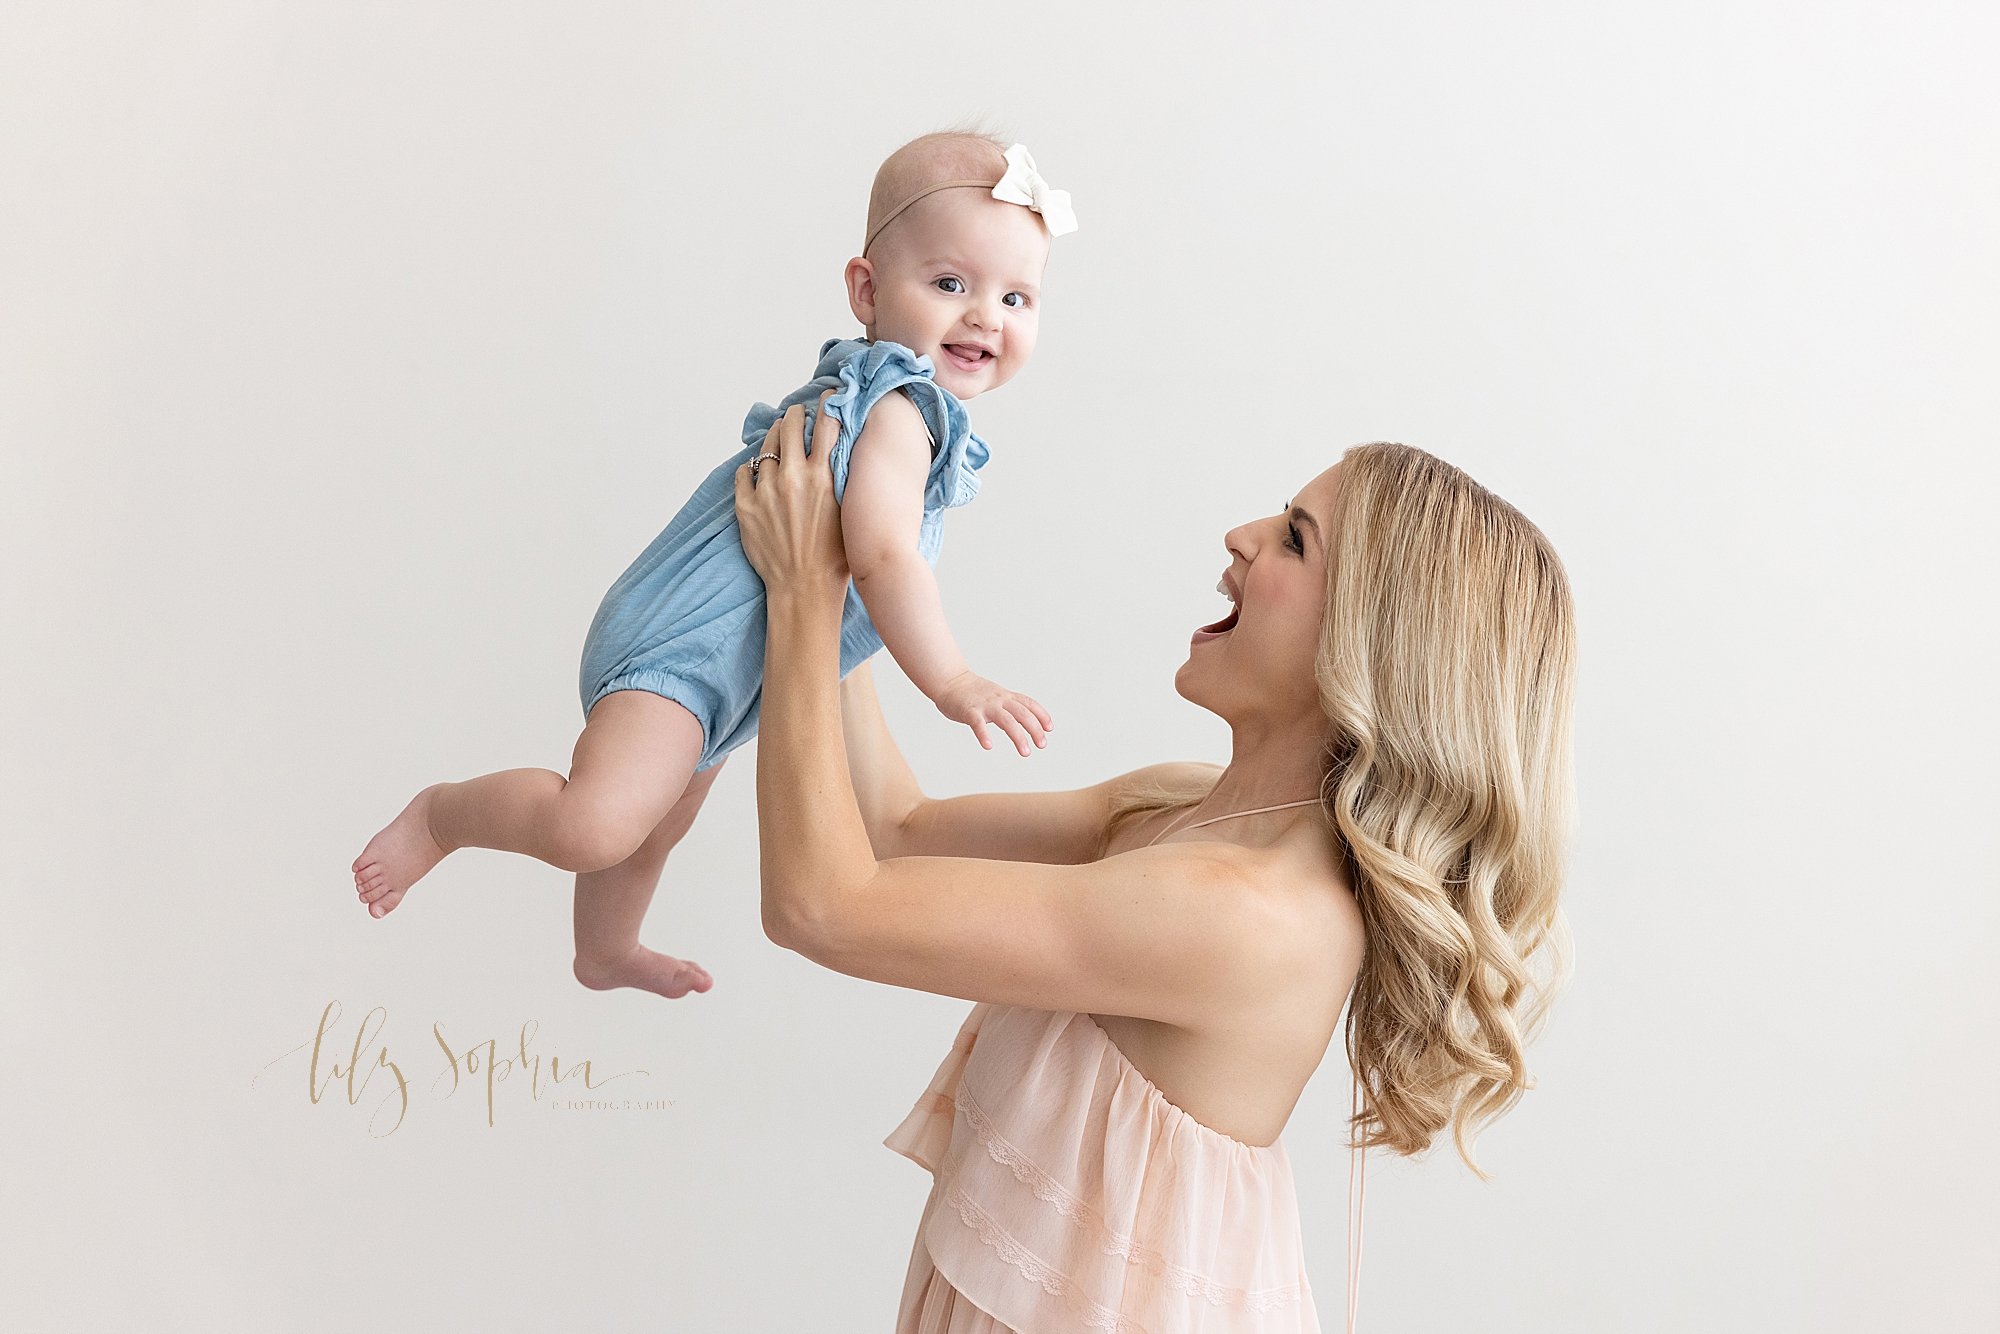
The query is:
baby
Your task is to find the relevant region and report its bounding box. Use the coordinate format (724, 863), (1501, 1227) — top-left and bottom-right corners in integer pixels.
(352, 131), (1074, 1000)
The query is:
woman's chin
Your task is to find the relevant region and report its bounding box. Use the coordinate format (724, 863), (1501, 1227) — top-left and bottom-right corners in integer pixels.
(1171, 658), (1210, 709)
(1174, 649), (1251, 721)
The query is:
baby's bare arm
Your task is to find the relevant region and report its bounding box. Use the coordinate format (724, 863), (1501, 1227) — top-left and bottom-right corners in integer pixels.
(837, 392), (970, 697)
(833, 390), (1052, 755)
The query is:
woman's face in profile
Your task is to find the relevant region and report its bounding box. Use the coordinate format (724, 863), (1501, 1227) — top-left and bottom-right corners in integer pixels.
(1175, 463), (1341, 729)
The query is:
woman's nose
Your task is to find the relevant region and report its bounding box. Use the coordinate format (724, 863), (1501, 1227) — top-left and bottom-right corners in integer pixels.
(1224, 514), (1283, 560)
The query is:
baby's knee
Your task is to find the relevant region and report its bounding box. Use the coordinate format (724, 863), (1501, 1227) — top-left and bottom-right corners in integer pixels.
(547, 797), (656, 874)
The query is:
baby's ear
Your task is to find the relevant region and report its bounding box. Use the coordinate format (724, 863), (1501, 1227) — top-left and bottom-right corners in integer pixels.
(843, 257), (877, 324)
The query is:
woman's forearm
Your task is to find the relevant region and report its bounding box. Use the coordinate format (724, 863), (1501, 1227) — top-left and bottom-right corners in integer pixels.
(758, 588), (882, 947)
(839, 660), (925, 854)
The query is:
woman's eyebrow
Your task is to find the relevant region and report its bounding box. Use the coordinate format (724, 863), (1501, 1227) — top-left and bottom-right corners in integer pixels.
(1286, 500), (1323, 547)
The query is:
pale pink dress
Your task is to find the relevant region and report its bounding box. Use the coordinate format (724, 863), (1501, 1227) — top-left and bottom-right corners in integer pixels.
(885, 1001), (1327, 1333)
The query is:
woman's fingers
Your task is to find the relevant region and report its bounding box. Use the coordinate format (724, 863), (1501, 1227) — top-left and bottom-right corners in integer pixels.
(736, 400), (842, 584)
(791, 399), (812, 455)
(756, 389), (840, 483)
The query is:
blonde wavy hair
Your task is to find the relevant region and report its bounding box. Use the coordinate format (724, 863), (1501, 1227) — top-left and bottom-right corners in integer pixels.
(1105, 441), (1577, 1180)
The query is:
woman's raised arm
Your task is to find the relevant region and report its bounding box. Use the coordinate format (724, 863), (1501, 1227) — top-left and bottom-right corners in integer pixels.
(842, 659), (1122, 864)
(734, 395), (1281, 1025)
(837, 659), (926, 848)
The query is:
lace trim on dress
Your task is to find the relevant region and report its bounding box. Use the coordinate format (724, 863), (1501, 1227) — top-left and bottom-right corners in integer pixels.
(939, 1174), (1147, 1334)
(950, 1085), (1308, 1313)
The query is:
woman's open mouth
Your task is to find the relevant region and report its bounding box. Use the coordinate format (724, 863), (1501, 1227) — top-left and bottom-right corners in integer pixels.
(1192, 604), (1239, 643)
(941, 344), (993, 372)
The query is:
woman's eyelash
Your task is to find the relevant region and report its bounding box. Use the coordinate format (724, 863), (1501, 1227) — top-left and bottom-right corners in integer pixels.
(1286, 523), (1302, 552)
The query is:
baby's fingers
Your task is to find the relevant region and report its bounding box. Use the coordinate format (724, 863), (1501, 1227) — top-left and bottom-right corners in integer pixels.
(987, 706), (1033, 758)
(1002, 699), (1048, 749)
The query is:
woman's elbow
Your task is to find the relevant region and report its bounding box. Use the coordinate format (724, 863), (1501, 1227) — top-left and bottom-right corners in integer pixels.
(763, 871), (879, 964)
(762, 891), (809, 952)
(762, 889), (838, 958)
(761, 899), (797, 950)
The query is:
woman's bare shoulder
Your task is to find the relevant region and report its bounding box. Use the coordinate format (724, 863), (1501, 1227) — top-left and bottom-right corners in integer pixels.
(1091, 760), (1225, 858)
(1100, 759), (1226, 794)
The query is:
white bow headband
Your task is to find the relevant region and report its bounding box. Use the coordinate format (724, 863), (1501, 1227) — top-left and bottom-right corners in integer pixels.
(863, 143), (1078, 256)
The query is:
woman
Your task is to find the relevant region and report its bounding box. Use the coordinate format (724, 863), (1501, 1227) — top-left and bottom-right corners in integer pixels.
(735, 390), (1576, 1333)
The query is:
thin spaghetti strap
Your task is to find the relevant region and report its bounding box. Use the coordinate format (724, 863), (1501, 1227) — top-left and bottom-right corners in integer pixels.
(1144, 797), (1322, 848)
(1182, 798), (1322, 830)
(1348, 1073), (1367, 1334)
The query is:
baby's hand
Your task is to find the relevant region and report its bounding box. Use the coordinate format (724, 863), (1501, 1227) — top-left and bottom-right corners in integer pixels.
(933, 671), (1054, 757)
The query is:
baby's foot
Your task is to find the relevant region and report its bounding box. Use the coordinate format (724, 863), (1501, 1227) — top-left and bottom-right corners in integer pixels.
(573, 944), (713, 1000)
(352, 783), (453, 918)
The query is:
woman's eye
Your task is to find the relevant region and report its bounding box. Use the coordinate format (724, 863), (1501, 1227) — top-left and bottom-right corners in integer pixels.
(935, 277), (964, 293)
(1286, 523), (1302, 553)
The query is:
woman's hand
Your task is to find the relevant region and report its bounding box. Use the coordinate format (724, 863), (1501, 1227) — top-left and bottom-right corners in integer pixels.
(734, 388), (850, 605)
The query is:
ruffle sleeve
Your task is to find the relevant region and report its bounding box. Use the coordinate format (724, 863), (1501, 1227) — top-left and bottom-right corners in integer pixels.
(743, 339), (991, 513)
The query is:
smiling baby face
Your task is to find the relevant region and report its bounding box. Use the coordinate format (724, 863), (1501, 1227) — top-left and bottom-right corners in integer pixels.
(848, 188), (1051, 401)
(844, 131), (1057, 401)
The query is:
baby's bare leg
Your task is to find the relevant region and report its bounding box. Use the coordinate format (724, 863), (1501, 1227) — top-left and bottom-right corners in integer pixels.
(352, 691), (704, 917)
(571, 756), (728, 999)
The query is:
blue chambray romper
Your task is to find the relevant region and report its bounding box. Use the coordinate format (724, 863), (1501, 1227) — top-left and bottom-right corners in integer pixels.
(577, 337), (992, 772)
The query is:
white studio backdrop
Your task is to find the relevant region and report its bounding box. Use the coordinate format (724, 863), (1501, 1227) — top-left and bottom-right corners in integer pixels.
(2, 3), (1994, 1330)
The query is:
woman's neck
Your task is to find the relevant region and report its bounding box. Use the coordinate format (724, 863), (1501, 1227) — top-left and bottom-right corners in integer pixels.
(1200, 719), (1327, 819)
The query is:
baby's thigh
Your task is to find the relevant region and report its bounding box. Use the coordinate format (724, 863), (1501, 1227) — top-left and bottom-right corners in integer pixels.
(568, 690), (707, 824)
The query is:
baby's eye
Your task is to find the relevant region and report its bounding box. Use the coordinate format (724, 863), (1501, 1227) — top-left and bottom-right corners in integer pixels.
(1003, 292), (1029, 309)
(934, 276), (965, 294)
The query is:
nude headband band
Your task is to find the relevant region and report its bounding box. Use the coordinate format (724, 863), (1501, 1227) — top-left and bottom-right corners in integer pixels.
(862, 143), (1078, 256)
